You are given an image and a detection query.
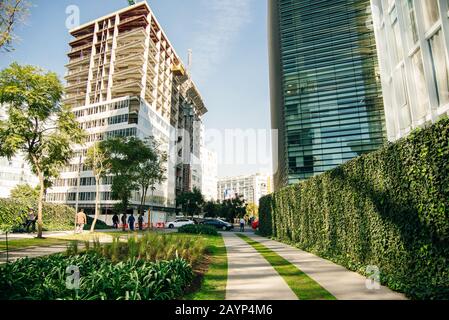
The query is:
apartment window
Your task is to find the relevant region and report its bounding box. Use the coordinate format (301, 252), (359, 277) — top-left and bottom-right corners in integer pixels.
(411, 50), (430, 119)
(391, 10), (403, 64)
(429, 29), (449, 106)
(420, 0), (440, 31)
(396, 66), (412, 129)
(402, 0), (419, 47)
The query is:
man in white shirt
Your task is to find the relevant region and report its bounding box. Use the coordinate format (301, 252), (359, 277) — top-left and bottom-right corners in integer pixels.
(239, 218), (245, 232)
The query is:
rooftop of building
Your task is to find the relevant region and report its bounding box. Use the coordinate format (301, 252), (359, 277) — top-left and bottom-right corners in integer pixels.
(67, 1), (206, 114)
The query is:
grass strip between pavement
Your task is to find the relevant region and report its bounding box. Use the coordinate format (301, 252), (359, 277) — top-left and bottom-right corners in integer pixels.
(237, 233), (335, 300)
(184, 234), (228, 300)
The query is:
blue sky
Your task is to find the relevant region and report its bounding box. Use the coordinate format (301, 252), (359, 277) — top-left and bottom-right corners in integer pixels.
(0, 0), (272, 178)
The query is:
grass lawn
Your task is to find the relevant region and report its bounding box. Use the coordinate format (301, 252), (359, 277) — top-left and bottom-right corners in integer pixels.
(0, 237), (69, 251)
(183, 234), (228, 300)
(237, 234), (335, 300)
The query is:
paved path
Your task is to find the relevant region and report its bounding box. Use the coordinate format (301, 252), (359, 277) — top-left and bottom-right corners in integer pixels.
(0, 244), (69, 264)
(246, 234), (407, 300)
(0, 232), (114, 265)
(222, 232), (297, 300)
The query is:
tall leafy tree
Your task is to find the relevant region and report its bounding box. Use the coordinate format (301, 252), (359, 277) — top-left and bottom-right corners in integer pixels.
(176, 187), (204, 219)
(0, 0), (30, 52)
(9, 183), (39, 206)
(101, 137), (154, 215)
(0, 63), (85, 237)
(246, 203), (259, 218)
(84, 142), (111, 232)
(221, 195), (247, 222)
(136, 138), (167, 214)
(203, 200), (219, 218)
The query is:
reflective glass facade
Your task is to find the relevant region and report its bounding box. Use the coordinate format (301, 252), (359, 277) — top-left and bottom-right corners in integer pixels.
(371, 0), (449, 141)
(269, 0), (387, 190)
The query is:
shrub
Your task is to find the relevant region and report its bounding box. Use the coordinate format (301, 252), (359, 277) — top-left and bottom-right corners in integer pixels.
(0, 252), (193, 300)
(178, 224), (218, 236)
(101, 233), (206, 266)
(259, 117), (449, 300)
(85, 216), (110, 230)
(0, 198), (75, 232)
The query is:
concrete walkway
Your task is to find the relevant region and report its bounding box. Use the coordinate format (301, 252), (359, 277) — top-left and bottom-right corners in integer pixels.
(0, 232), (115, 265)
(246, 234), (407, 300)
(222, 232), (297, 300)
(0, 244), (70, 264)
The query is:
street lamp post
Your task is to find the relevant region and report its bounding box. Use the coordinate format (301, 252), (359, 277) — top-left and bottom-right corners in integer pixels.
(74, 154), (82, 233)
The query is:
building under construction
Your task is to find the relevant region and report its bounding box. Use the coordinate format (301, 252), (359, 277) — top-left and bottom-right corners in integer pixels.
(46, 1), (207, 214)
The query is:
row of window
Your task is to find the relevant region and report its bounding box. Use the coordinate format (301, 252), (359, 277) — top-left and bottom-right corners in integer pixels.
(85, 127), (137, 143)
(46, 192), (113, 202)
(51, 176), (113, 187)
(73, 99), (129, 118)
(276, 0), (387, 181)
(377, 0), (449, 138)
(80, 114), (129, 129)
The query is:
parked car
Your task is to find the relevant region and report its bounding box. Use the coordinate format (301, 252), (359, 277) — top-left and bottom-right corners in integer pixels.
(166, 219), (195, 229)
(201, 219), (234, 231)
(252, 219), (259, 230)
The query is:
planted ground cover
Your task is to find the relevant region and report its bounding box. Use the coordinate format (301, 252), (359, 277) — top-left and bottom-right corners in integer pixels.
(0, 233), (206, 300)
(237, 234), (335, 300)
(0, 252), (192, 300)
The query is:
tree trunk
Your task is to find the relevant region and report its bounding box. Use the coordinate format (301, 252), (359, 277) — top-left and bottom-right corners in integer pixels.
(90, 176), (100, 233)
(36, 170), (45, 238)
(140, 186), (147, 215)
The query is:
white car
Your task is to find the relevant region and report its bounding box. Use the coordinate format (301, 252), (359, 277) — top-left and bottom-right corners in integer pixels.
(166, 219), (195, 229)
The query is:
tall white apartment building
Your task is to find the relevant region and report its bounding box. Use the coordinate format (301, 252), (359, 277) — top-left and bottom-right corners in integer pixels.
(201, 147), (218, 201)
(46, 2), (207, 214)
(217, 173), (272, 205)
(371, 0), (449, 141)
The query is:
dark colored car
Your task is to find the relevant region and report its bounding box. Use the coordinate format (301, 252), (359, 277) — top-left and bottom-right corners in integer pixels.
(201, 219), (234, 231)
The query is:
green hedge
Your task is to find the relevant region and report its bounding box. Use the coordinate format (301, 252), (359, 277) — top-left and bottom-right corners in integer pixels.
(259, 117), (449, 300)
(0, 199), (75, 231)
(178, 224), (218, 236)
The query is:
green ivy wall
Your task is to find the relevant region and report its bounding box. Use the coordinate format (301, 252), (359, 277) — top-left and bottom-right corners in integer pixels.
(259, 117), (449, 299)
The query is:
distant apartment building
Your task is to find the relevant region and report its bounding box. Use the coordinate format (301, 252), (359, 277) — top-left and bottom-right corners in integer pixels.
(46, 2), (207, 213)
(0, 106), (38, 198)
(371, 0), (449, 141)
(269, 0), (387, 191)
(201, 146), (218, 201)
(217, 173), (272, 205)
(0, 155), (38, 198)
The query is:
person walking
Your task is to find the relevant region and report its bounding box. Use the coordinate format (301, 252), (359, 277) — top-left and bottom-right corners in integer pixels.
(121, 213), (127, 231)
(239, 217), (245, 232)
(138, 213), (144, 231)
(128, 213), (136, 231)
(25, 208), (37, 233)
(112, 213), (119, 229)
(76, 209), (87, 234)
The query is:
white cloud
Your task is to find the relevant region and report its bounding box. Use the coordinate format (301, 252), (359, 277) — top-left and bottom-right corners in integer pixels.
(190, 0), (252, 83)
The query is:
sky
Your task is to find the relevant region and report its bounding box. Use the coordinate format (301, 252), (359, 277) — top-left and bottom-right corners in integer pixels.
(0, 0), (272, 178)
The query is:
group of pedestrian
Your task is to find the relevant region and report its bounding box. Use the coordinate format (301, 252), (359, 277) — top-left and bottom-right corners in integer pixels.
(112, 212), (145, 231)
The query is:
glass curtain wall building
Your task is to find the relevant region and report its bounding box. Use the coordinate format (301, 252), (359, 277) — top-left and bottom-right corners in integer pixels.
(371, 0), (449, 141)
(269, 0), (387, 190)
